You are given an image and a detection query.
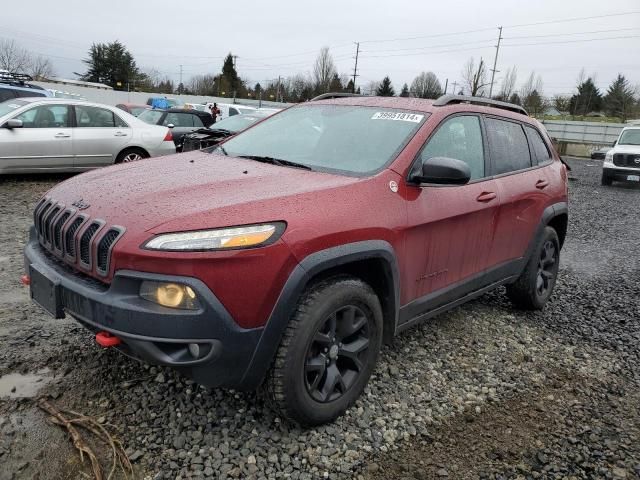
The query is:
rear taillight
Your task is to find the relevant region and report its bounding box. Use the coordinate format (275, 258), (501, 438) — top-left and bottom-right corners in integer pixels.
(163, 129), (173, 142)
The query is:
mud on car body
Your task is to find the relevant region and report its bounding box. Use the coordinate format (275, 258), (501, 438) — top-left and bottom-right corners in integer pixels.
(24, 94), (568, 426)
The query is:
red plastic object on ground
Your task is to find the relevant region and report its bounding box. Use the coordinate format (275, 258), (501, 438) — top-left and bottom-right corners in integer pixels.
(95, 331), (121, 348)
(20, 275), (30, 286)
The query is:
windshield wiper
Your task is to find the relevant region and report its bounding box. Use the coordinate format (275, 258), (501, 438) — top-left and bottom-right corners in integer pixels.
(237, 155), (312, 170)
(214, 145), (228, 156)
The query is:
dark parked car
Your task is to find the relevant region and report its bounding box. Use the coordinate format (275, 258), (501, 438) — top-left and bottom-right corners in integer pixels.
(0, 72), (50, 102)
(24, 94), (568, 426)
(116, 103), (150, 117)
(182, 110), (274, 152)
(137, 108), (214, 151)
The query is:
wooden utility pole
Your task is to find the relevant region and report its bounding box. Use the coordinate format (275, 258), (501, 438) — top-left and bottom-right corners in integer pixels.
(489, 26), (503, 98)
(352, 42), (360, 93)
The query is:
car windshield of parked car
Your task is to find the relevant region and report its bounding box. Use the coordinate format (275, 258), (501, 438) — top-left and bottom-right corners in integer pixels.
(618, 130), (640, 146)
(137, 109), (165, 125)
(211, 114), (262, 133)
(0, 99), (28, 117)
(214, 105), (428, 175)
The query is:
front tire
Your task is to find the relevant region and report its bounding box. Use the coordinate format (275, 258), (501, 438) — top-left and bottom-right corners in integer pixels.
(506, 226), (560, 310)
(265, 277), (383, 426)
(601, 172), (613, 186)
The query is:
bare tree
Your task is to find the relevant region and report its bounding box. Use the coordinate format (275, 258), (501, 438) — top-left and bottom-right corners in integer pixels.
(410, 72), (442, 99)
(312, 47), (336, 94)
(28, 55), (54, 80)
(497, 66), (517, 101)
(0, 39), (31, 73)
(520, 71), (543, 100)
(462, 57), (489, 97)
(366, 80), (380, 96)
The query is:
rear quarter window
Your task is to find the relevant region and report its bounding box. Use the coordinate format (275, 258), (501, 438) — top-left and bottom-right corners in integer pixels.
(524, 125), (552, 165)
(486, 118), (532, 175)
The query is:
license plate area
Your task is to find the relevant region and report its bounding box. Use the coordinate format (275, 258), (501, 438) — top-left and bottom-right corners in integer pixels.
(627, 175), (640, 182)
(29, 264), (64, 319)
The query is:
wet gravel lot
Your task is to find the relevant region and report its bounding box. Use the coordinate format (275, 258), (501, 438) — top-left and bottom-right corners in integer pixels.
(0, 158), (639, 480)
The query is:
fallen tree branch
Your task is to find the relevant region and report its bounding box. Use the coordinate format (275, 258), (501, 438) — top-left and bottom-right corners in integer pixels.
(37, 399), (132, 480)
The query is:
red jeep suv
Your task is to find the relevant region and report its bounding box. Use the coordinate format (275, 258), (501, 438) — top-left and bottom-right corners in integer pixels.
(24, 94), (568, 425)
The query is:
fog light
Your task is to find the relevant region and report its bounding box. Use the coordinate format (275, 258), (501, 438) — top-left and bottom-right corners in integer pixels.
(188, 343), (200, 358)
(139, 281), (201, 310)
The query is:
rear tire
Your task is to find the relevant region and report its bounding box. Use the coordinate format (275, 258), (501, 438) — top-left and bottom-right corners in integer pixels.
(115, 148), (148, 164)
(506, 226), (560, 310)
(265, 277), (383, 426)
(601, 173), (613, 186)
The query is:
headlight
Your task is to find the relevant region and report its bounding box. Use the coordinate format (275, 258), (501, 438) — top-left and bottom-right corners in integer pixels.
(140, 281), (201, 310)
(143, 223), (285, 251)
(605, 152), (613, 162)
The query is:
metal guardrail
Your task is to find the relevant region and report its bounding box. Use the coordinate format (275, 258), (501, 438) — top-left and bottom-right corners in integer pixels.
(541, 120), (626, 146)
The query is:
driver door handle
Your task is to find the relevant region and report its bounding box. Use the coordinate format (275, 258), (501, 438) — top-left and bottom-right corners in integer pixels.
(54, 133), (70, 138)
(114, 131), (128, 137)
(476, 191), (497, 202)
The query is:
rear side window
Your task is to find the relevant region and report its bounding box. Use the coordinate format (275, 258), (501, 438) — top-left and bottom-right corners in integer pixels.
(14, 89), (46, 98)
(192, 115), (204, 127)
(486, 118), (531, 175)
(419, 115), (485, 180)
(229, 107), (239, 117)
(524, 126), (551, 164)
(75, 105), (119, 128)
(0, 88), (15, 102)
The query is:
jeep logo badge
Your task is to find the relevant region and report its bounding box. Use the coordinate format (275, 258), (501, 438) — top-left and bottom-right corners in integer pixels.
(72, 199), (90, 210)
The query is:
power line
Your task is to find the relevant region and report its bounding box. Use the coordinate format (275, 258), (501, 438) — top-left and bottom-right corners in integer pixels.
(360, 44), (494, 59)
(360, 27), (497, 44)
(502, 10), (640, 29)
(503, 34), (640, 47)
(504, 27), (640, 40)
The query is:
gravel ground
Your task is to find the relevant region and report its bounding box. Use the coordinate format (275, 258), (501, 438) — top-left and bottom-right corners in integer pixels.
(0, 158), (639, 480)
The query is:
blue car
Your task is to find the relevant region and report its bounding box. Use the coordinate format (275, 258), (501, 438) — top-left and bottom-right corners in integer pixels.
(0, 72), (51, 102)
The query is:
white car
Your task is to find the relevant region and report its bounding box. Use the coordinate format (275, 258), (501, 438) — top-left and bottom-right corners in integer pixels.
(0, 98), (176, 174)
(602, 126), (640, 186)
(205, 102), (257, 121)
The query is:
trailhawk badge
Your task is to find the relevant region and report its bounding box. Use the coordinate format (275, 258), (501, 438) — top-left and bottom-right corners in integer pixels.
(389, 181), (399, 193)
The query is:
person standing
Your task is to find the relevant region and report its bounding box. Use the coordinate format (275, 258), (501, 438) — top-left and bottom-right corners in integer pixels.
(210, 103), (221, 123)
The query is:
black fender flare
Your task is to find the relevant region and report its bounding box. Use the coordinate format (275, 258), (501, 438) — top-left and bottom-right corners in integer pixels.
(522, 201), (568, 267)
(238, 240), (400, 389)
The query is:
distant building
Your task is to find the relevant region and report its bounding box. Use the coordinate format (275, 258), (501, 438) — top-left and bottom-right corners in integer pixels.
(42, 77), (113, 90)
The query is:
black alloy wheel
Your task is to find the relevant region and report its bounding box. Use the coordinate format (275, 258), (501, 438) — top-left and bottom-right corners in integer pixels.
(304, 305), (370, 403)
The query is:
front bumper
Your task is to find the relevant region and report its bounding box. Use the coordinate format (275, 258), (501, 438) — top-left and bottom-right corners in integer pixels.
(24, 231), (263, 388)
(603, 166), (640, 182)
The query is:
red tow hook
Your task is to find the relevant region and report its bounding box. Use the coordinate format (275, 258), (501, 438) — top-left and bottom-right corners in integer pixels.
(20, 275), (31, 286)
(96, 331), (122, 348)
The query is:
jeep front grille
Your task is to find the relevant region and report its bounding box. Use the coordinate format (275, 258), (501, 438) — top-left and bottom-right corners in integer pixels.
(33, 198), (125, 277)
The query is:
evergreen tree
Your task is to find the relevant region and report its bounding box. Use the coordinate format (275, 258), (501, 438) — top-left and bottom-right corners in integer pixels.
(346, 79), (355, 93)
(221, 53), (241, 94)
(82, 41), (140, 90)
(604, 74), (636, 122)
(509, 93), (522, 105)
(329, 73), (343, 92)
(522, 89), (546, 117)
(399, 83), (410, 97)
(569, 78), (603, 116)
(376, 76), (395, 96)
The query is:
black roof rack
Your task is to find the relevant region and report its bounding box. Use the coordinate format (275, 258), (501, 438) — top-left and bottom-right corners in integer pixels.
(433, 94), (528, 116)
(311, 92), (363, 101)
(0, 71), (44, 89)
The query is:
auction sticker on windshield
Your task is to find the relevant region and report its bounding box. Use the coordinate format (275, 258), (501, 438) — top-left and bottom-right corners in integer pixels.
(371, 112), (424, 123)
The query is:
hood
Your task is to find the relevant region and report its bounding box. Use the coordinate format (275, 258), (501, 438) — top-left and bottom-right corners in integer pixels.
(612, 144), (640, 154)
(45, 151), (358, 234)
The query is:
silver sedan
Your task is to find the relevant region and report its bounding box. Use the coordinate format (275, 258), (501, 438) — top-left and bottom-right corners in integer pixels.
(0, 98), (176, 174)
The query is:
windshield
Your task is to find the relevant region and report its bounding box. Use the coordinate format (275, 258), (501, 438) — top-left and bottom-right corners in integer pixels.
(0, 99), (28, 117)
(214, 105), (427, 175)
(211, 114), (262, 133)
(618, 129), (640, 146)
(137, 109), (164, 125)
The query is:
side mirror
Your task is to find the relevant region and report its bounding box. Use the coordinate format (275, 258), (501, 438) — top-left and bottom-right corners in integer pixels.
(4, 119), (23, 129)
(612, 140), (617, 147)
(167, 123), (175, 129)
(412, 157), (471, 185)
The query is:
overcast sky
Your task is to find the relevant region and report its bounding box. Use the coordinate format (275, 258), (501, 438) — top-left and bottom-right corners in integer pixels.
(2, 0), (639, 97)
